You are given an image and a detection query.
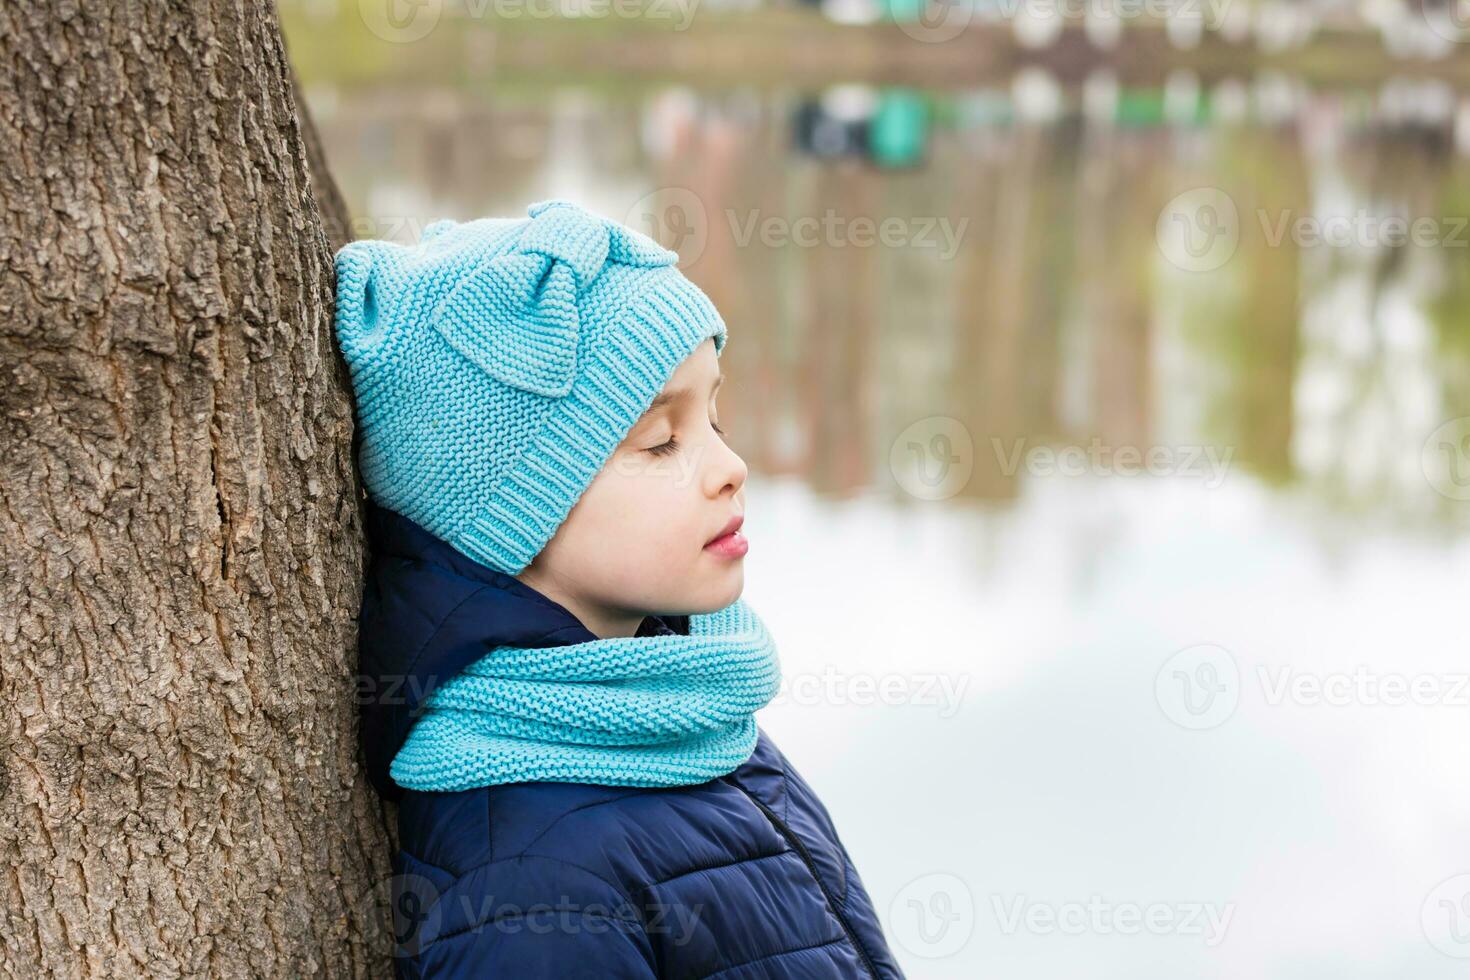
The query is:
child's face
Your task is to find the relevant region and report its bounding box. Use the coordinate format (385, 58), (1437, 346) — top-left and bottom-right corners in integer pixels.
(515, 338), (748, 638)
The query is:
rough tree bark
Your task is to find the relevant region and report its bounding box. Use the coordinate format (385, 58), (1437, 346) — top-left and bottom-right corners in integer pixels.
(0, 3), (395, 976)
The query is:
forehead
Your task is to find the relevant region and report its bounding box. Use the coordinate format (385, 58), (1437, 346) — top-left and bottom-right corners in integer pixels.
(660, 338), (720, 390)
(667, 337), (719, 384)
(628, 374), (720, 440)
(641, 370), (724, 418)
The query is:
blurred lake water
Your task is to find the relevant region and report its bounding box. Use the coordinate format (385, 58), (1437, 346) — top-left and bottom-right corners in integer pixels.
(291, 28), (1470, 976)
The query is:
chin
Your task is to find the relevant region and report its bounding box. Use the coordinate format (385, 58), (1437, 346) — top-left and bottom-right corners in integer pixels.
(666, 571), (745, 617)
(705, 571), (745, 612)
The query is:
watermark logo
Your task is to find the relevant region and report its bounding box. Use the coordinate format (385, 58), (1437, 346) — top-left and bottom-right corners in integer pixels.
(350, 872), (444, 958)
(1157, 187), (1240, 273)
(992, 437), (1233, 487)
(889, 416), (975, 500)
(1257, 211), (1469, 250)
(360, 874), (708, 950)
(1259, 666), (1470, 708)
(1159, 189), (1469, 271)
(1155, 655), (1470, 729)
(625, 192), (969, 265)
(992, 895), (1235, 946)
(769, 668), (971, 718)
(889, 873), (975, 959)
(895, 0), (974, 43)
(1422, 874), (1470, 958)
(358, 0), (698, 40)
(726, 210), (968, 260)
(892, 0), (1234, 43)
(624, 188), (710, 269)
(359, 0), (443, 43)
(492, 0), (700, 27)
(604, 438), (713, 488)
(1155, 644), (1240, 730)
(1422, 0), (1470, 44)
(1422, 417), (1470, 501)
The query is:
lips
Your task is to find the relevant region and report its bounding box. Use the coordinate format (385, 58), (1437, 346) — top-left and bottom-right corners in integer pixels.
(703, 514), (749, 559)
(705, 514), (744, 546)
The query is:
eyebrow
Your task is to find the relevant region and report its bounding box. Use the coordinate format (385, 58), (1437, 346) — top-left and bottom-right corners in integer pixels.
(642, 372), (725, 419)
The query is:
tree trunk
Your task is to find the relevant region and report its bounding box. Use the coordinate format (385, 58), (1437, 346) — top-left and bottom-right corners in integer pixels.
(0, 2), (393, 976)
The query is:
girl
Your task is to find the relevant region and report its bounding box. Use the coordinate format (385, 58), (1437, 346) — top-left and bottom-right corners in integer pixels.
(335, 198), (905, 978)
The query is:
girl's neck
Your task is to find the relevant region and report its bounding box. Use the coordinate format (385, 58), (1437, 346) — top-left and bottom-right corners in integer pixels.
(513, 567), (645, 639)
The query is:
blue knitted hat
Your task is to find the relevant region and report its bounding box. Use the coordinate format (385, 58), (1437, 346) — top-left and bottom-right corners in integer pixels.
(333, 198), (727, 575)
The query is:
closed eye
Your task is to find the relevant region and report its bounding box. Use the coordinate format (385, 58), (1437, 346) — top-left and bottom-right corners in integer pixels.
(645, 419), (726, 458)
(647, 435), (680, 458)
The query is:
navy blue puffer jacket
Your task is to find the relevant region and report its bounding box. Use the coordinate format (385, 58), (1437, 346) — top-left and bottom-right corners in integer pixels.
(357, 501), (907, 978)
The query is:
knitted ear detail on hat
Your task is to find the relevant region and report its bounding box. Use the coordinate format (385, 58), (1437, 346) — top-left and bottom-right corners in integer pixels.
(518, 200), (612, 290)
(528, 198), (680, 270)
(429, 200), (685, 399)
(333, 240), (394, 360)
(430, 249), (583, 399)
(606, 222), (680, 268)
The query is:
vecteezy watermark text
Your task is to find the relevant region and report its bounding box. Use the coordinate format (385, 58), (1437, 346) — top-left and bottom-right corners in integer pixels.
(1156, 645), (1470, 730)
(891, 0), (1233, 43)
(1158, 186), (1470, 273)
(992, 437), (1235, 488)
(992, 894), (1236, 947)
(358, 0), (700, 43)
(1258, 666), (1470, 708)
(1256, 210), (1470, 250)
(726, 209), (969, 260)
(885, 872), (1236, 959)
(375, 873), (707, 956)
(769, 668), (971, 718)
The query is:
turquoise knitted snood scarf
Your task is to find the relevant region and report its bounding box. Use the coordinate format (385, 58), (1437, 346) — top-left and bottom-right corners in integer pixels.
(389, 598), (782, 792)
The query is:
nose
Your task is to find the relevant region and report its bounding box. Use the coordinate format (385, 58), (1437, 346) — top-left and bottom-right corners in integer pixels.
(706, 434), (748, 501)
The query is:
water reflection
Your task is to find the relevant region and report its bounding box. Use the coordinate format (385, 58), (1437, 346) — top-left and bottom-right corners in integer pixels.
(308, 73), (1470, 527)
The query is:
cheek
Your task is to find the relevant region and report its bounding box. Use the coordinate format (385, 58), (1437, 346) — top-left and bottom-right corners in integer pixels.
(613, 464), (698, 540)
(572, 459), (700, 565)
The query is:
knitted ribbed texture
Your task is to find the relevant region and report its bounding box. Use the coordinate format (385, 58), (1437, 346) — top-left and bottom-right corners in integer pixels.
(389, 598), (782, 791)
(333, 199), (727, 575)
